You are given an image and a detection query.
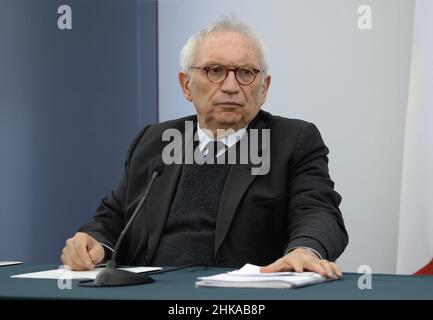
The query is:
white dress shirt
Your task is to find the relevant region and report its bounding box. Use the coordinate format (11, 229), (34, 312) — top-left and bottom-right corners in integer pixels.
(196, 122), (247, 158)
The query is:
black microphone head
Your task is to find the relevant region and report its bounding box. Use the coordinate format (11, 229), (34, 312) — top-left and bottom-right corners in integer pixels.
(153, 160), (165, 177)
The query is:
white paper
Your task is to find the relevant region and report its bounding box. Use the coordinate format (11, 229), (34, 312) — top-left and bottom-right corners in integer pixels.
(11, 266), (161, 280)
(0, 261), (22, 267)
(196, 263), (326, 289)
(228, 263), (319, 277)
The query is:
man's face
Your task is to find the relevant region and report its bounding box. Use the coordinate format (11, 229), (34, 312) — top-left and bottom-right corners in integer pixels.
(179, 31), (271, 135)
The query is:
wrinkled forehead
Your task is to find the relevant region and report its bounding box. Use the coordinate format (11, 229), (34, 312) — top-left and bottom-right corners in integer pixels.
(194, 31), (261, 68)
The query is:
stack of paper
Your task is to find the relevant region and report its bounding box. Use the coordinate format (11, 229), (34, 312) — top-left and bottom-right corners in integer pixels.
(196, 264), (327, 289)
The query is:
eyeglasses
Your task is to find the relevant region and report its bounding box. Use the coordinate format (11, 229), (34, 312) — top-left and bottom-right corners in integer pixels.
(190, 65), (261, 85)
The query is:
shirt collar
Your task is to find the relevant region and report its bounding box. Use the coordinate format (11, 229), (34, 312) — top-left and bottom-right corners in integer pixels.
(196, 122), (247, 153)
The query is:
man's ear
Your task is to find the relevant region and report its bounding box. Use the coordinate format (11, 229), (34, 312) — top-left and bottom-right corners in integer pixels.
(179, 72), (193, 101)
(260, 75), (271, 104)
(262, 75), (271, 95)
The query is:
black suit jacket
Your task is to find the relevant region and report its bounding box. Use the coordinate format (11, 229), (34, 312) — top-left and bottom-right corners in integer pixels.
(80, 110), (348, 267)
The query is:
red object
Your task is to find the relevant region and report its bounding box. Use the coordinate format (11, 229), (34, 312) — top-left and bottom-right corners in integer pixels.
(415, 258), (433, 275)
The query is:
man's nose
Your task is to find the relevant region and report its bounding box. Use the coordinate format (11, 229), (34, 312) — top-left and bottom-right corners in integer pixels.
(220, 70), (240, 94)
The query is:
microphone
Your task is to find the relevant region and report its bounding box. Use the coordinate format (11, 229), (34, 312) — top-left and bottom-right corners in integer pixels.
(78, 161), (165, 287)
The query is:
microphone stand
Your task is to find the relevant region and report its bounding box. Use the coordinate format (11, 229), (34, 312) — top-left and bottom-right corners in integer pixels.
(78, 168), (162, 287)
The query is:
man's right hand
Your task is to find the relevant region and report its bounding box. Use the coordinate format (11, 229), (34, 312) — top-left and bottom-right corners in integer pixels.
(61, 232), (105, 271)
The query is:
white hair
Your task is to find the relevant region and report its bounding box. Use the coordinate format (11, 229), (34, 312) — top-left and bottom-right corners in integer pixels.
(179, 17), (269, 78)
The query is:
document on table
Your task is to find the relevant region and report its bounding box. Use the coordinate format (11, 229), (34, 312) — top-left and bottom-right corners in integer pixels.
(0, 261), (22, 267)
(196, 264), (328, 289)
(11, 266), (161, 280)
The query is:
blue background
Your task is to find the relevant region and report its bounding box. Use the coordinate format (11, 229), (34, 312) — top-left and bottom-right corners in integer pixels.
(0, 0), (158, 263)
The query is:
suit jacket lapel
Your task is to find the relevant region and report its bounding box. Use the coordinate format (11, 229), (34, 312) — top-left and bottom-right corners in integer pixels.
(215, 112), (267, 254)
(146, 162), (181, 263)
(146, 118), (196, 263)
(214, 164), (255, 255)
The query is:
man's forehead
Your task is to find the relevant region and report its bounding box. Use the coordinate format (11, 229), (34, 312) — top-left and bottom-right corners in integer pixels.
(196, 31), (260, 66)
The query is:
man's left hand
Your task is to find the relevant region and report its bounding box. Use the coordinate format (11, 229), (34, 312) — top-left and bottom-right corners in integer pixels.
(260, 248), (342, 279)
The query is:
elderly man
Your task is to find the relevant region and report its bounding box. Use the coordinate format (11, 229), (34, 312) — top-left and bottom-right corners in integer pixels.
(61, 18), (348, 279)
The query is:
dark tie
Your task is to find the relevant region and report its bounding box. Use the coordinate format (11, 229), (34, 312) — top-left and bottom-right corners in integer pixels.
(203, 140), (227, 158)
